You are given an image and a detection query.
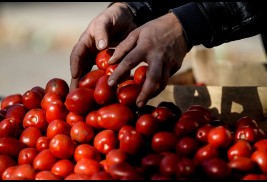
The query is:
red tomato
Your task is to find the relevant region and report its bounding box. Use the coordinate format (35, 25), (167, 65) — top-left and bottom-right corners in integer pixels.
(174, 117), (199, 137)
(10, 164), (36, 180)
(201, 157), (231, 180)
(105, 64), (118, 75)
(0, 137), (26, 158)
(46, 119), (71, 139)
(74, 158), (101, 176)
(194, 144), (219, 164)
(175, 136), (199, 158)
(242, 173), (267, 180)
(227, 140), (252, 161)
(187, 104), (212, 123)
(31, 86), (45, 98)
(64, 87), (95, 115)
(41, 92), (63, 110)
(228, 156), (256, 173)
(234, 126), (258, 143)
(5, 103), (27, 130)
(116, 79), (136, 94)
(93, 129), (118, 155)
(66, 111), (85, 127)
(151, 131), (177, 153)
(236, 116), (258, 128)
(85, 110), (102, 129)
(35, 171), (62, 180)
(97, 103), (134, 131)
(95, 48), (114, 70)
(108, 162), (141, 180)
(1, 93), (22, 110)
(49, 134), (76, 159)
(51, 159), (75, 178)
(253, 139), (267, 152)
(152, 107), (176, 125)
(106, 149), (128, 168)
(181, 110), (211, 126)
(19, 126), (42, 148)
(94, 75), (116, 105)
(176, 157), (196, 179)
(135, 113), (160, 136)
(150, 173), (172, 180)
(117, 83), (142, 106)
(251, 150), (267, 174)
(70, 121), (94, 143)
(35, 136), (50, 151)
(79, 69), (105, 89)
(90, 171), (113, 180)
(45, 77), (69, 99)
(23, 108), (47, 132)
(159, 153), (180, 177)
(33, 149), (57, 171)
(18, 147), (38, 165)
(207, 126), (233, 149)
(1, 165), (18, 180)
(119, 127), (145, 155)
(64, 173), (91, 180)
(118, 125), (135, 141)
(46, 100), (68, 123)
(0, 155), (17, 180)
(133, 65), (147, 85)
(195, 124), (214, 144)
(141, 153), (164, 173)
(0, 118), (18, 138)
(74, 143), (102, 162)
(22, 90), (42, 110)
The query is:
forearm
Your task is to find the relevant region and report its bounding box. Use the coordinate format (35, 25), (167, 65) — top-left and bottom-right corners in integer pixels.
(171, 2), (267, 48)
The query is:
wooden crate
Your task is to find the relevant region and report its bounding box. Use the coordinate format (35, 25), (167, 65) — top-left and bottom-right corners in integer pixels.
(148, 85), (267, 129)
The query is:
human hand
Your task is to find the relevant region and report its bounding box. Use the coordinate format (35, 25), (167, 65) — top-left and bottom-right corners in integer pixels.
(69, 2), (137, 91)
(108, 12), (190, 108)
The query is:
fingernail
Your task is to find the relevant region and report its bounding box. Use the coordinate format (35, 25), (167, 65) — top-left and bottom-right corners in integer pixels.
(137, 101), (144, 108)
(108, 56), (113, 64)
(108, 79), (115, 86)
(98, 40), (105, 49)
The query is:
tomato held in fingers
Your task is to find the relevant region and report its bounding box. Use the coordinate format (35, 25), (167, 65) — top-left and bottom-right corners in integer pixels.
(95, 48), (114, 70)
(79, 69), (105, 89)
(106, 64), (118, 75)
(133, 65), (148, 85)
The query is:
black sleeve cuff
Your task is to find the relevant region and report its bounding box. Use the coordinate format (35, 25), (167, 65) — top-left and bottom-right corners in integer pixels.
(170, 2), (213, 48)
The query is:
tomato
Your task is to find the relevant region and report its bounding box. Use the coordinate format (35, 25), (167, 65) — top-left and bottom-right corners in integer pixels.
(175, 157), (196, 179)
(105, 64), (118, 75)
(21, 89), (42, 110)
(36, 136), (50, 151)
(79, 69), (105, 89)
(74, 158), (101, 176)
(95, 48), (114, 70)
(18, 147), (38, 165)
(5, 103), (27, 130)
(51, 159), (75, 178)
(117, 83), (142, 106)
(1, 165), (18, 180)
(10, 164), (36, 180)
(156, 101), (182, 121)
(97, 103), (134, 131)
(107, 162), (141, 180)
(118, 125), (135, 141)
(0, 137), (26, 158)
(33, 149), (57, 171)
(70, 121), (94, 143)
(151, 131), (177, 153)
(141, 153), (163, 175)
(253, 139), (267, 152)
(187, 104), (212, 123)
(234, 126), (258, 143)
(94, 74), (116, 105)
(85, 110), (102, 129)
(93, 129), (118, 155)
(181, 110), (211, 126)
(133, 65), (147, 85)
(46, 100), (68, 123)
(46, 119), (71, 139)
(159, 152), (180, 177)
(195, 124), (214, 144)
(64, 87), (95, 115)
(119, 127), (145, 155)
(41, 92), (63, 110)
(106, 149), (128, 168)
(66, 111), (85, 127)
(175, 136), (199, 158)
(201, 157), (231, 180)
(19, 126), (42, 148)
(116, 79), (136, 94)
(150, 173), (172, 180)
(0, 118), (18, 138)
(194, 144), (219, 164)
(1, 93), (22, 110)
(35, 171), (62, 180)
(174, 117), (199, 137)
(23, 108), (47, 132)
(45, 77), (69, 99)
(242, 174), (267, 180)
(90, 171), (113, 180)
(31, 86), (45, 98)
(228, 156), (256, 173)
(135, 113), (160, 136)
(0, 155), (17, 180)
(64, 173), (91, 180)
(251, 150), (267, 174)
(236, 116), (258, 128)
(207, 126), (233, 149)
(74, 143), (102, 162)
(152, 107), (176, 125)
(227, 139), (252, 161)
(49, 134), (76, 159)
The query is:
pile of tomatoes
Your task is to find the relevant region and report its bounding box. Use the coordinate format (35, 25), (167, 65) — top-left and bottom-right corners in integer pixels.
(1, 49), (267, 180)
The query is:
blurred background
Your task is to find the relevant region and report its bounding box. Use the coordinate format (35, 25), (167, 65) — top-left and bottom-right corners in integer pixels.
(0, 2), (266, 98)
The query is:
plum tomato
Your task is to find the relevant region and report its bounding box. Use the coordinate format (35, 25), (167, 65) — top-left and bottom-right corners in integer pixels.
(228, 156), (256, 173)
(242, 174), (267, 180)
(105, 64), (118, 75)
(227, 139), (252, 161)
(19, 126), (42, 148)
(151, 131), (177, 153)
(22, 90), (42, 110)
(0, 154), (17, 179)
(176, 157), (196, 179)
(46, 100), (68, 123)
(195, 124), (214, 144)
(70, 121), (95, 143)
(90, 171), (113, 180)
(85, 110), (102, 129)
(45, 77), (69, 99)
(23, 108), (47, 132)
(31, 86), (45, 98)
(18, 148), (38, 165)
(64, 87), (96, 115)
(35, 171), (62, 180)
(117, 83), (142, 106)
(74, 158), (101, 176)
(74, 143), (102, 162)
(253, 139), (267, 152)
(234, 126), (258, 143)
(51, 159), (75, 178)
(79, 69), (105, 89)
(116, 79), (136, 94)
(207, 126), (233, 149)
(97, 103), (134, 131)
(10, 164), (36, 180)
(159, 153), (180, 177)
(33, 149), (57, 171)
(251, 150), (267, 174)
(133, 65), (148, 85)
(46, 119), (71, 139)
(5, 103), (27, 130)
(93, 129), (118, 155)
(41, 92), (63, 110)
(35, 136), (50, 151)
(0, 118), (18, 138)
(64, 173), (91, 180)
(236, 116), (258, 128)
(0, 93), (22, 110)
(107, 162), (141, 180)
(106, 149), (128, 168)
(174, 116), (199, 137)
(175, 136), (199, 158)
(135, 113), (160, 136)
(95, 48), (114, 70)
(0, 137), (26, 158)
(194, 144), (219, 164)
(66, 111), (85, 127)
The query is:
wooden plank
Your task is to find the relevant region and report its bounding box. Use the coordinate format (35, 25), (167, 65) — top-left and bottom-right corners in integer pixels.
(148, 85), (267, 128)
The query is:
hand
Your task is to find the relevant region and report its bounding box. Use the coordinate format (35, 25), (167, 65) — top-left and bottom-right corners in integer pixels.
(69, 2), (137, 91)
(108, 12), (190, 108)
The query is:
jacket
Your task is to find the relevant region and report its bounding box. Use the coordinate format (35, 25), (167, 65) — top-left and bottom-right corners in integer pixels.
(122, 2), (267, 50)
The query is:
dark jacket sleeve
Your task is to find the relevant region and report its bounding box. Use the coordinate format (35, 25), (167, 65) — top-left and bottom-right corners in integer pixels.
(122, 2), (267, 49)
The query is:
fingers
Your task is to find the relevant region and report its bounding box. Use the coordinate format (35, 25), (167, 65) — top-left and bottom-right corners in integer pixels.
(93, 17), (109, 50)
